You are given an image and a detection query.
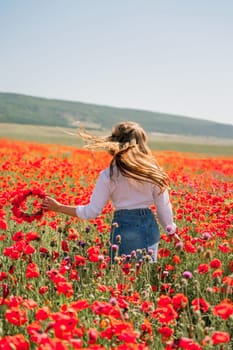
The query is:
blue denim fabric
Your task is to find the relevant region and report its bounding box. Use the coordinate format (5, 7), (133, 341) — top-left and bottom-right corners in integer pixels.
(110, 208), (160, 262)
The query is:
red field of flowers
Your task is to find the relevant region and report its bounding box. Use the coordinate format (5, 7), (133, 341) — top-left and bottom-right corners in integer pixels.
(0, 139), (232, 349)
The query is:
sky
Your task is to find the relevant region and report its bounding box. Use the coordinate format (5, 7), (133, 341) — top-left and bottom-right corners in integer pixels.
(0, 0), (233, 125)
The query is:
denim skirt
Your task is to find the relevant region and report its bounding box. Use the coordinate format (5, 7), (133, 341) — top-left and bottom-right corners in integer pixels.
(109, 208), (160, 262)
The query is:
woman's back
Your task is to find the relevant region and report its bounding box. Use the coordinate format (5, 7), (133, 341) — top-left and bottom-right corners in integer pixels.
(102, 166), (156, 211)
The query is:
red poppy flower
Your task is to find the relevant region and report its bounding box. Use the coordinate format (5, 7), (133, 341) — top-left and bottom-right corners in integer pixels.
(157, 295), (172, 307)
(87, 246), (100, 262)
(210, 258), (222, 269)
(118, 330), (138, 343)
(0, 334), (29, 350)
(141, 318), (153, 335)
(88, 328), (99, 344)
(47, 269), (66, 283)
(212, 331), (230, 345)
(184, 242), (196, 253)
(213, 299), (233, 320)
(0, 272), (7, 281)
(56, 281), (74, 297)
(12, 231), (24, 241)
(218, 243), (231, 253)
(152, 304), (178, 324)
(26, 231), (40, 241)
(61, 240), (69, 252)
(2, 283), (9, 298)
(26, 263), (40, 278)
(197, 264), (209, 274)
(36, 306), (51, 321)
(92, 300), (121, 318)
(172, 293), (188, 310)
(141, 301), (154, 314)
(19, 241), (36, 255)
(39, 286), (49, 294)
(178, 337), (202, 350)
(74, 255), (86, 266)
(70, 299), (90, 311)
(22, 298), (37, 310)
(228, 260), (233, 272)
(158, 326), (174, 341)
(7, 295), (23, 308)
(192, 298), (209, 313)
(69, 269), (80, 281)
(3, 246), (21, 260)
(27, 321), (46, 342)
(223, 276), (233, 286)
(5, 307), (28, 326)
(212, 268), (223, 278)
(158, 248), (171, 258)
(51, 311), (78, 339)
(0, 219), (7, 230)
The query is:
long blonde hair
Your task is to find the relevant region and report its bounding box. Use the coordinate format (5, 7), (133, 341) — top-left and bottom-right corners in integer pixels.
(79, 121), (169, 192)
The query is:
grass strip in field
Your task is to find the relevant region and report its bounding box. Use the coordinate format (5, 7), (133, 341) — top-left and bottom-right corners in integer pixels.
(0, 123), (233, 156)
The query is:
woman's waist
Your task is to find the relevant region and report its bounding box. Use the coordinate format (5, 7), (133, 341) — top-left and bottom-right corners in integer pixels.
(113, 207), (153, 218)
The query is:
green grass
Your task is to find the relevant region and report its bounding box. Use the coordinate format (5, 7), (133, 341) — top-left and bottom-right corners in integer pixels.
(1, 123), (233, 156)
(0, 123), (84, 147)
(148, 139), (233, 156)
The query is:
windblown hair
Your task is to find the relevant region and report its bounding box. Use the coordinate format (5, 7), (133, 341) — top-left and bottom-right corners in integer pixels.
(78, 121), (169, 192)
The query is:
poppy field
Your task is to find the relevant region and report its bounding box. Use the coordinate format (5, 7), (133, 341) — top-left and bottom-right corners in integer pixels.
(0, 138), (232, 350)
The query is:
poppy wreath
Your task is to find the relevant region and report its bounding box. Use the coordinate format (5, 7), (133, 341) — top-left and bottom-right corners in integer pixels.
(12, 188), (46, 223)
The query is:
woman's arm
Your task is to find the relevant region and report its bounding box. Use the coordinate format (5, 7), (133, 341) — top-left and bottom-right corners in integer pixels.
(42, 169), (111, 219)
(152, 187), (177, 234)
(42, 197), (77, 216)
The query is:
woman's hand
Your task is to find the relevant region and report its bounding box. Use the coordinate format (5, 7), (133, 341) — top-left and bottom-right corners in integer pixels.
(166, 224), (181, 242)
(42, 196), (62, 212)
(42, 196), (77, 217)
(173, 233), (182, 242)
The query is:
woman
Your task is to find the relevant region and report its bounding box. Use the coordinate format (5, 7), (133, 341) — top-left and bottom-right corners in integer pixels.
(42, 121), (178, 261)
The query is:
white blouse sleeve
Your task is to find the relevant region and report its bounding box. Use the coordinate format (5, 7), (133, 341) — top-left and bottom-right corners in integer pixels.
(75, 170), (111, 219)
(152, 187), (177, 234)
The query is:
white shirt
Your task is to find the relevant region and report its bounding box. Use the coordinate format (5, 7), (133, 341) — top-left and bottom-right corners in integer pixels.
(76, 167), (176, 234)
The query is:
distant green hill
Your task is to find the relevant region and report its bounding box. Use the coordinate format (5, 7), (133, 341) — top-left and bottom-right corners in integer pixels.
(0, 92), (233, 139)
